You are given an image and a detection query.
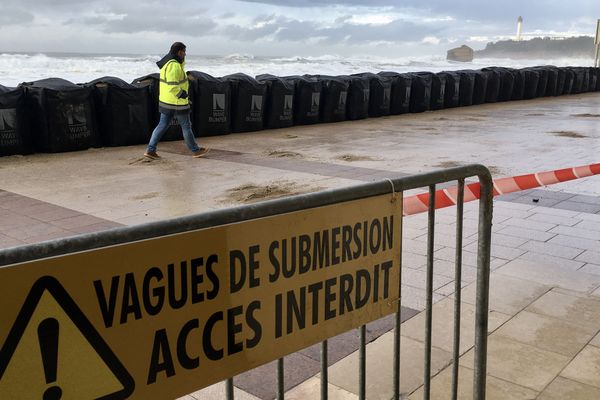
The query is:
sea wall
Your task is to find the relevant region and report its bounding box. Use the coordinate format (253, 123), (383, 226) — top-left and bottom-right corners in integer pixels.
(0, 65), (599, 156)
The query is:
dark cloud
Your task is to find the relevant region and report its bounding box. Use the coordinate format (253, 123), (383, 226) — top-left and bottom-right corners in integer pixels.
(0, 8), (34, 25)
(237, 0), (600, 26)
(221, 16), (441, 45)
(74, 14), (217, 36)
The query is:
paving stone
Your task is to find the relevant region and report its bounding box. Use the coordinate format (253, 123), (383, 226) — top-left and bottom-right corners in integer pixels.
(590, 331), (600, 347)
(497, 259), (600, 292)
(575, 250), (600, 265)
(537, 376), (600, 400)
(233, 352), (320, 399)
(465, 241), (527, 261)
(285, 377), (358, 400)
(574, 219), (600, 232)
(518, 240), (584, 259)
(495, 310), (596, 357)
(580, 264), (600, 276)
(527, 212), (580, 227)
(328, 334), (452, 399)
(408, 365), (538, 400)
(505, 195), (562, 207)
(460, 335), (570, 392)
(459, 273), (550, 315)
(402, 269), (454, 291)
(401, 297), (510, 354)
(547, 234), (600, 251)
(503, 217), (557, 232)
(401, 285), (445, 312)
(526, 289), (600, 331)
(553, 201), (600, 214)
(517, 251), (585, 271)
(577, 213), (600, 223)
(531, 206), (582, 218)
(560, 345), (600, 389)
(435, 247), (479, 267)
(435, 280), (470, 296)
(496, 226), (556, 242)
(402, 251), (427, 269)
(569, 194), (600, 206)
(184, 381), (261, 400)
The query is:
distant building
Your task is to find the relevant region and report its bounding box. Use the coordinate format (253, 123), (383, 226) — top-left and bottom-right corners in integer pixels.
(446, 45), (474, 62)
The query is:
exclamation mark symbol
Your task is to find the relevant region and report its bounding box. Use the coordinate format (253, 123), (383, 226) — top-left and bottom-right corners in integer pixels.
(38, 318), (62, 400)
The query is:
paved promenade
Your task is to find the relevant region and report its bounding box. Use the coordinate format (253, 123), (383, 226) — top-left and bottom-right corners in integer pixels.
(1, 93), (600, 399)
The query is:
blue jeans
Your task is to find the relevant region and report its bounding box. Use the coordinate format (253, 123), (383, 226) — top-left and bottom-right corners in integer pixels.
(147, 112), (199, 153)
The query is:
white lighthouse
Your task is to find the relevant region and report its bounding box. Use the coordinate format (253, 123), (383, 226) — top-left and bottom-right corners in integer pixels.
(516, 16), (523, 41)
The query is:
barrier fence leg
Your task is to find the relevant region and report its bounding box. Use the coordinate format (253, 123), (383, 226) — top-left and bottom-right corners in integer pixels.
(359, 325), (366, 400)
(451, 179), (465, 400)
(321, 341), (328, 400)
(226, 378), (234, 400)
(277, 358), (284, 400)
(424, 184), (436, 400)
(473, 174), (493, 400)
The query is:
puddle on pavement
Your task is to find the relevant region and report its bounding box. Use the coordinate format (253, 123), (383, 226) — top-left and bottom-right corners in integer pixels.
(550, 131), (589, 138)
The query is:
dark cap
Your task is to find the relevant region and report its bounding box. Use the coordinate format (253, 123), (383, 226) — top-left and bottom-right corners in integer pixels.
(170, 42), (186, 54)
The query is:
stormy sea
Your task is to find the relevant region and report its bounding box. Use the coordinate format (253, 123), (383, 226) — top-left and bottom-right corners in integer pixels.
(0, 51), (595, 87)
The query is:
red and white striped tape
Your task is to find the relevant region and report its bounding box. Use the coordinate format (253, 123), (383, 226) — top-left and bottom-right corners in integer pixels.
(403, 163), (600, 216)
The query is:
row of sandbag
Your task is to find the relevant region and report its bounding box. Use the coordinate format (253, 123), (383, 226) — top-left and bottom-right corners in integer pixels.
(1, 66), (599, 156)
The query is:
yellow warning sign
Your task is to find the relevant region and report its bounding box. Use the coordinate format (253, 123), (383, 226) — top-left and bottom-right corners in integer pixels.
(0, 277), (134, 400)
(0, 194), (402, 399)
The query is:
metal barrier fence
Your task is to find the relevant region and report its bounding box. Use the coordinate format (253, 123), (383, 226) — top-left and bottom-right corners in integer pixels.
(0, 164), (493, 400)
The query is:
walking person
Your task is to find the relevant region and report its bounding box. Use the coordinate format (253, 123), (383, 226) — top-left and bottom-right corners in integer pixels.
(144, 42), (209, 159)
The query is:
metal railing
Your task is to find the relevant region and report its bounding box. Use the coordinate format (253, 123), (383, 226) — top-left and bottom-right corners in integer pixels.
(0, 164), (493, 400)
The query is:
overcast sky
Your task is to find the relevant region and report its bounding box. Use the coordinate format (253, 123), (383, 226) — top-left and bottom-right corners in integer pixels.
(1, 0), (599, 56)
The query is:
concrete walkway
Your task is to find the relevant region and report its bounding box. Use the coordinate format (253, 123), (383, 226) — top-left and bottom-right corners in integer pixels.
(1, 93), (600, 399)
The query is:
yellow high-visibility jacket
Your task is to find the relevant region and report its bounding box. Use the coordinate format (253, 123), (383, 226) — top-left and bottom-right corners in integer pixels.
(158, 57), (190, 113)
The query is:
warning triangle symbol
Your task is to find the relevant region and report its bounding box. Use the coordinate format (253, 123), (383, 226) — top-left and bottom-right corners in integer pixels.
(0, 276), (135, 400)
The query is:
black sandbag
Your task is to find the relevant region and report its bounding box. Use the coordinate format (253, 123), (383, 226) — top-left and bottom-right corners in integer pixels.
(493, 67), (514, 102)
(255, 74), (294, 129)
(430, 73), (446, 110)
(90, 76), (152, 147)
(521, 69), (540, 99)
(131, 73), (182, 141)
(505, 68), (525, 100)
(569, 67), (585, 94)
(353, 73), (392, 117)
(285, 75), (321, 125)
(346, 75), (370, 120)
(532, 68), (548, 97)
(312, 75), (349, 123)
(188, 71), (232, 136)
(0, 85), (32, 156)
(587, 67), (598, 92)
(438, 71), (460, 108)
(22, 78), (100, 153)
(224, 73), (266, 133)
(378, 72), (412, 114)
(561, 68), (574, 95)
(582, 68), (591, 92)
(455, 70), (475, 106)
(481, 68), (500, 103)
(471, 70), (488, 105)
(410, 72), (433, 113)
(543, 67), (559, 96)
(553, 67), (566, 95)
(596, 68), (600, 91)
